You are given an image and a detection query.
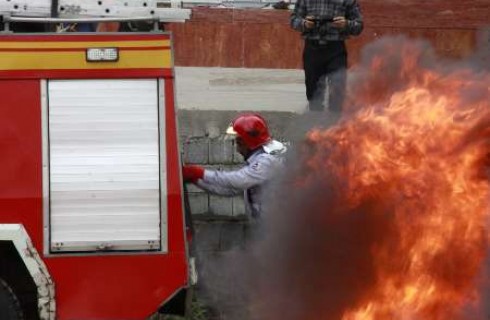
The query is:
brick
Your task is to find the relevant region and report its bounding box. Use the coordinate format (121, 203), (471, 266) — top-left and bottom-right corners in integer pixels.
(209, 195), (233, 216)
(183, 137), (209, 164)
(188, 193), (209, 215)
(209, 136), (234, 164)
(232, 196), (246, 216)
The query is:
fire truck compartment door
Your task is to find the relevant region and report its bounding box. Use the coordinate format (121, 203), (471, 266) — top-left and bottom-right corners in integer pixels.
(45, 79), (166, 252)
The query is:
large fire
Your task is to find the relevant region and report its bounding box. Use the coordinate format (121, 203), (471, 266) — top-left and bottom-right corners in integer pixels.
(255, 37), (490, 320)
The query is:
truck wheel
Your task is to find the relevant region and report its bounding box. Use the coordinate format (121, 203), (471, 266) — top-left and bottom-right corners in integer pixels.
(0, 278), (24, 320)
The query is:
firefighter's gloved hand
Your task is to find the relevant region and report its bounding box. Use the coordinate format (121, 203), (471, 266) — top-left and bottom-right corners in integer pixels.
(183, 165), (205, 183)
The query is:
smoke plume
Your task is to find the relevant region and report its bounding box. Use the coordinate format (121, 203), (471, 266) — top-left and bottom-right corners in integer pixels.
(251, 35), (490, 320)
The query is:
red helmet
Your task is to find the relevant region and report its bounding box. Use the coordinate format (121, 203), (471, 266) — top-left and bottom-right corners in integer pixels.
(227, 113), (272, 150)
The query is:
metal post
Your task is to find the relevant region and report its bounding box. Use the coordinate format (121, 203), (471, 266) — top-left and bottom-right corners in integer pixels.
(51, 0), (59, 17)
(50, 0), (59, 31)
(1, 14), (11, 33)
(153, 20), (160, 32)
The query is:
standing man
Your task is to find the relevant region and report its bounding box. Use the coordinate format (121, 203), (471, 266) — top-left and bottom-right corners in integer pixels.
(182, 113), (286, 220)
(291, 0), (363, 112)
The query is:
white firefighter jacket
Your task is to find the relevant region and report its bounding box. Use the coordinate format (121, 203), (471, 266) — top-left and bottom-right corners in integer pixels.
(196, 140), (286, 218)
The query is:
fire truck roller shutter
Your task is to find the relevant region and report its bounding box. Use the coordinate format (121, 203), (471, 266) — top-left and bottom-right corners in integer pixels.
(45, 79), (167, 253)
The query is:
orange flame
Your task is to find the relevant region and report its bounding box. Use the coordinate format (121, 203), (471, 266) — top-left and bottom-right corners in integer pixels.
(300, 39), (489, 319)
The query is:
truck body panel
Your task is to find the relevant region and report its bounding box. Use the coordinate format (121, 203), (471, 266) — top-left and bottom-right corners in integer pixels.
(0, 32), (189, 319)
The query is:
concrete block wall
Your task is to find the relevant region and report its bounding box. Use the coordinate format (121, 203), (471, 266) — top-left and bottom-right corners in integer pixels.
(178, 110), (340, 253)
(178, 110), (300, 256)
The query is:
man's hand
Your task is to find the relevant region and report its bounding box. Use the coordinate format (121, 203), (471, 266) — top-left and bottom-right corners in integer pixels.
(303, 15), (315, 29)
(332, 16), (347, 29)
(183, 165), (205, 183)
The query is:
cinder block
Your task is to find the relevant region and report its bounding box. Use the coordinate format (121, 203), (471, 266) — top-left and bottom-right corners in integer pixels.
(183, 137), (209, 164)
(188, 193), (209, 215)
(232, 196), (246, 216)
(194, 223), (221, 252)
(186, 126), (207, 138)
(232, 140), (245, 164)
(219, 223), (246, 251)
(205, 122), (221, 139)
(209, 136), (234, 164)
(209, 195), (233, 216)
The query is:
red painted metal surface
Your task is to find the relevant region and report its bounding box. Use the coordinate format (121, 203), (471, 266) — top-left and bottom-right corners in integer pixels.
(167, 0), (490, 68)
(0, 69), (173, 80)
(0, 34), (188, 319)
(0, 34), (172, 42)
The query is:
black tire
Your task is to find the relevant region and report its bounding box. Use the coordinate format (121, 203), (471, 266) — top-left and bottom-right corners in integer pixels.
(0, 278), (24, 320)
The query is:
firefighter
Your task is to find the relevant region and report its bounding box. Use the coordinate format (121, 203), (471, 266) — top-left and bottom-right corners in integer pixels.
(183, 113), (287, 219)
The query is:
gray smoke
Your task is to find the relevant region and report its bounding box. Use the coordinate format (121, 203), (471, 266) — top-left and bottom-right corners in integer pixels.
(251, 35), (490, 320)
(192, 34), (490, 320)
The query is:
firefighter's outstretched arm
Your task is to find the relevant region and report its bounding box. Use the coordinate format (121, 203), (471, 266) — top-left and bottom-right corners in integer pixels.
(183, 165), (242, 196)
(195, 180), (242, 196)
(183, 157), (276, 194)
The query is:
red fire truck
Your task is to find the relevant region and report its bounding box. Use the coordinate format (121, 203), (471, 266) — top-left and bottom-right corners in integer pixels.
(0, 1), (195, 319)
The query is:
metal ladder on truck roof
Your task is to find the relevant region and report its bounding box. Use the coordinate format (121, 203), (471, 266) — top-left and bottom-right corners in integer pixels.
(0, 0), (191, 30)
